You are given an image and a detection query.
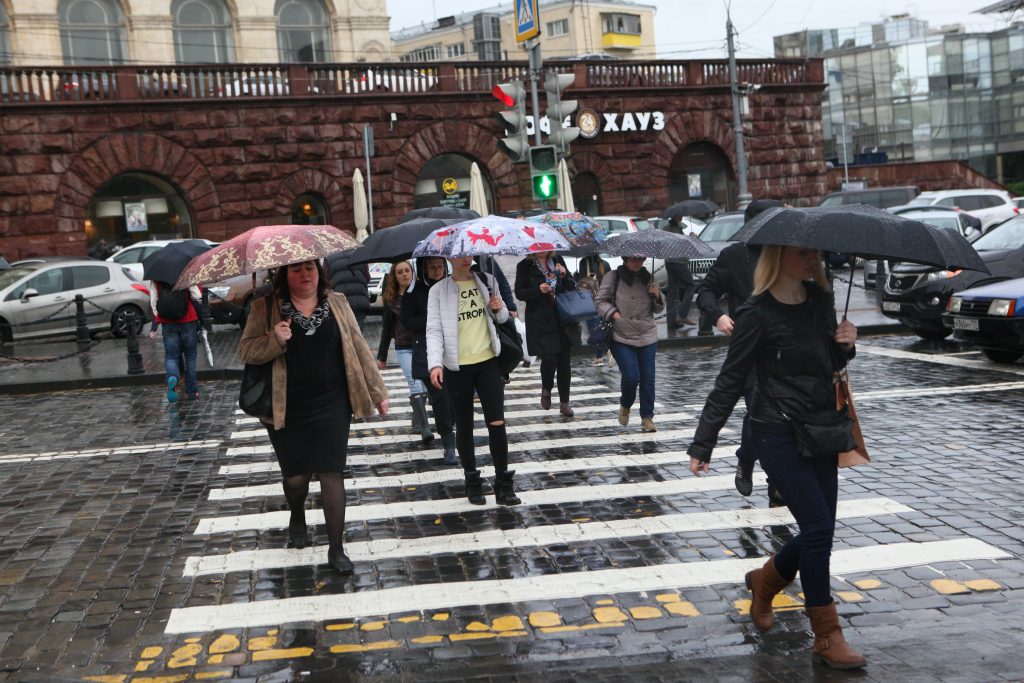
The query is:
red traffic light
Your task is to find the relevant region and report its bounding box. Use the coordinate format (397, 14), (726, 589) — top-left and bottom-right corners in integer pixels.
(492, 84), (515, 107)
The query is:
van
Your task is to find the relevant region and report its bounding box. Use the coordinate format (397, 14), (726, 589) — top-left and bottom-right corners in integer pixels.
(817, 186), (919, 209)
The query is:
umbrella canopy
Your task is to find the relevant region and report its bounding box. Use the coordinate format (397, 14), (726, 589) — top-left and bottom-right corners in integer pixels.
(735, 204), (989, 273)
(602, 230), (715, 260)
(142, 240), (212, 284)
(335, 217), (462, 266)
(0, 256), (10, 271)
(412, 216), (571, 258)
(353, 168), (369, 242)
(175, 224), (359, 289)
(469, 163), (489, 216)
(537, 211), (607, 256)
(396, 207), (480, 224)
(557, 159), (575, 212)
(661, 199), (720, 220)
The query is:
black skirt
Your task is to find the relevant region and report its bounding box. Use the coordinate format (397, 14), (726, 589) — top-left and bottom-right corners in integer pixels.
(267, 400), (351, 476)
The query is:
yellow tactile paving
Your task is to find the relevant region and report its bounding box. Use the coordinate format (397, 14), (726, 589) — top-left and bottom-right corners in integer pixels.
(664, 601), (701, 617)
(492, 615), (525, 631)
(528, 611), (562, 627)
(593, 606), (628, 623)
(465, 621), (490, 632)
(360, 620), (388, 631)
(195, 671), (234, 680)
(655, 593), (681, 603)
(326, 622), (356, 631)
(251, 647), (314, 661)
(139, 647), (163, 659)
(208, 634), (240, 654)
(166, 643), (202, 668)
(83, 676), (127, 683)
(594, 599), (615, 605)
(329, 640), (402, 653)
(449, 632), (497, 642)
(629, 606), (663, 620)
(397, 616), (420, 623)
(965, 579), (1002, 591)
(246, 632), (279, 650)
(931, 579), (970, 594)
(853, 579), (882, 589)
(134, 661), (154, 673)
(410, 635), (445, 645)
(432, 613), (450, 621)
(836, 591), (865, 602)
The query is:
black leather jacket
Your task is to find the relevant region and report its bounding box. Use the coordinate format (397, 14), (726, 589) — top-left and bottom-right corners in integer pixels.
(688, 282), (854, 462)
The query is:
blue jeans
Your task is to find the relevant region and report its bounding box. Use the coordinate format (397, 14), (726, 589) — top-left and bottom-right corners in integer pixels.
(753, 430), (838, 607)
(163, 321), (198, 394)
(395, 348), (426, 395)
(610, 341), (656, 418)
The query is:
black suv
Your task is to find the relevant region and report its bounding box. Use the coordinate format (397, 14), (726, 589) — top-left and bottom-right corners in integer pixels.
(880, 215), (1024, 339)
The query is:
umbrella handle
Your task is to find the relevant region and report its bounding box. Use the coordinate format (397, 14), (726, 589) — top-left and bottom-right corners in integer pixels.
(842, 269), (853, 321)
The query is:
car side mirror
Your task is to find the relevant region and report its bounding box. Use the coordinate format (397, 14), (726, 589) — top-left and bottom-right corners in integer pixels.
(20, 288), (39, 302)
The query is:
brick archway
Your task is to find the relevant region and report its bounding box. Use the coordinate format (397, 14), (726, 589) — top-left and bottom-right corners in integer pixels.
(389, 121), (517, 220)
(275, 168), (348, 232)
(54, 132), (221, 248)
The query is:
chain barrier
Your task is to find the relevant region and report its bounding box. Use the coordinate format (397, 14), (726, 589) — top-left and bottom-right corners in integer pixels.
(0, 294), (133, 364)
(1, 300), (77, 330)
(0, 339), (101, 363)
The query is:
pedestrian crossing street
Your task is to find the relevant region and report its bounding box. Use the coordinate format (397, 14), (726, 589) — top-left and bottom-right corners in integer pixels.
(165, 364), (1014, 636)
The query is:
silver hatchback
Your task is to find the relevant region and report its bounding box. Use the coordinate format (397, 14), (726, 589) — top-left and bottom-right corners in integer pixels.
(0, 259), (151, 342)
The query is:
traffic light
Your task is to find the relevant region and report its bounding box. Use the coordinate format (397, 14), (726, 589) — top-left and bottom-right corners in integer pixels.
(529, 145), (559, 201)
(544, 70), (580, 156)
(493, 80), (529, 163)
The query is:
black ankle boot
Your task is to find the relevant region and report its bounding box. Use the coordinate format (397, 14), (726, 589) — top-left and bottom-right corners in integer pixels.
(287, 519), (310, 549)
(441, 432), (458, 465)
(327, 544), (354, 575)
(464, 469), (486, 505)
(411, 393), (435, 444)
(494, 470), (521, 506)
(734, 461), (755, 497)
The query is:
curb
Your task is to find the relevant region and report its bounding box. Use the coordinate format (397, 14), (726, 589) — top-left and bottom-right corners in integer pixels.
(0, 324), (911, 396)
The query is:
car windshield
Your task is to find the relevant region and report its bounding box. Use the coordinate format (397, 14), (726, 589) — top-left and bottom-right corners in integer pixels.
(971, 216), (1024, 251)
(918, 216), (961, 231)
(905, 197), (935, 207)
(0, 266), (36, 290)
(632, 219), (653, 231)
(699, 215), (745, 242)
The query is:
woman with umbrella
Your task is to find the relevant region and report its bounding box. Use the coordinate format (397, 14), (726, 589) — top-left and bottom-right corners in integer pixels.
(239, 258), (389, 576)
(685, 245), (865, 669)
(515, 250), (578, 416)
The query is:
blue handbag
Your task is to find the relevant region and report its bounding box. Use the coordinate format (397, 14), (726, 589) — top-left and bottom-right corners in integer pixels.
(555, 289), (598, 323)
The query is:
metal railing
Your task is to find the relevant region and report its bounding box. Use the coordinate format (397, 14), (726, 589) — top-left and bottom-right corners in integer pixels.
(0, 58), (823, 105)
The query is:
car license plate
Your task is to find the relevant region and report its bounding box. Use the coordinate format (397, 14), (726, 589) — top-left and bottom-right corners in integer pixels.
(953, 317), (979, 331)
(882, 301), (900, 312)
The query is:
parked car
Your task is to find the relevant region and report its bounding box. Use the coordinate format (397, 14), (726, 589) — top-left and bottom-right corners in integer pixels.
(902, 189), (1019, 232)
(942, 277), (1024, 364)
(647, 216), (706, 236)
(592, 215), (655, 235)
(0, 259), (150, 342)
(106, 239), (217, 282)
(206, 271), (272, 328)
(864, 208), (982, 288)
(687, 212), (746, 281)
(818, 186), (919, 209)
(1014, 197), (1024, 210)
(881, 215), (1024, 340)
(367, 262), (391, 311)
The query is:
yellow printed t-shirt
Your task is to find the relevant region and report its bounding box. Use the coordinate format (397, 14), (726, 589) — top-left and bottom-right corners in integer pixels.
(456, 279), (495, 365)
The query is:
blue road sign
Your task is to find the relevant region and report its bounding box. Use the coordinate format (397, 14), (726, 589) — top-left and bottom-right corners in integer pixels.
(514, 0), (540, 42)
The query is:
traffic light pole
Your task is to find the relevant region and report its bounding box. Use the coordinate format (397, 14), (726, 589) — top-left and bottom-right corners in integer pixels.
(726, 16), (752, 208)
(528, 41), (543, 146)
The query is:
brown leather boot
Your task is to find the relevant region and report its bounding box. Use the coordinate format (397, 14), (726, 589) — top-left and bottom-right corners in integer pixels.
(806, 603), (867, 669)
(744, 555), (791, 631)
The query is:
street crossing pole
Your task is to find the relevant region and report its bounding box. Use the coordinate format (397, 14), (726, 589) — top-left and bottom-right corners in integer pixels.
(726, 16), (752, 209)
(527, 40), (543, 146)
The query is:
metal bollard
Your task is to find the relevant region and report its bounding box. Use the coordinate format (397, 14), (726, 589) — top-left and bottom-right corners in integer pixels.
(74, 294), (90, 348)
(126, 322), (145, 375)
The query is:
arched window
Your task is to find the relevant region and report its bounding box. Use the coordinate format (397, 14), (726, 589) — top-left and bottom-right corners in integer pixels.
(291, 193), (329, 224)
(172, 0), (233, 64)
(414, 154), (495, 211)
(59, 0), (125, 65)
(275, 0), (330, 63)
(0, 4), (11, 65)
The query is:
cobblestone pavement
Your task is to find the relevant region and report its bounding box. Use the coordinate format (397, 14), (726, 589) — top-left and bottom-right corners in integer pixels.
(1, 336), (1024, 682)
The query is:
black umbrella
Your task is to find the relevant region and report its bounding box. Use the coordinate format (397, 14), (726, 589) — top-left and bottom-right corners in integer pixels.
(602, 230), (715, 259)
(736, 204), (990, 316)
(335, 217), (463, 266)
(0, 256), (10, 271)
(142, 240), (213, 284)
(661, 200), (720, 220)
(396, 207), (480, 224)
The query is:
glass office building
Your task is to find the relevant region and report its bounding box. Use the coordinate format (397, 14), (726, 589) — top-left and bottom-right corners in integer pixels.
(775, 17), (1024, 184)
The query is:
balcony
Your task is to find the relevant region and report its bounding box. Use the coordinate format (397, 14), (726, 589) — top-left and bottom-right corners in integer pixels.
(602, 33), (642, 49)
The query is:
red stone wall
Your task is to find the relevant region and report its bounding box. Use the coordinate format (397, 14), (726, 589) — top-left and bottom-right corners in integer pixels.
(826, 160), (1008, 194)
(0, 86), (827, 260)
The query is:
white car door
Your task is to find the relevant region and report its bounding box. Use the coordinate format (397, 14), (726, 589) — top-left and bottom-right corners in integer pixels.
(3, 266), (73, 339)
(70, 264), (117, 330)
(109, 247), (147, 280)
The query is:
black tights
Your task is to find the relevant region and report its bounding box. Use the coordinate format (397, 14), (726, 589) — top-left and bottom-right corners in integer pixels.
(282, 471), (347, 549)
(445, 358), (508, 474)
(540, 350), (572, 403)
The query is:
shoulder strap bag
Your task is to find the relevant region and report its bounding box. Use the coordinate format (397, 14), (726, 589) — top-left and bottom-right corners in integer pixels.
(586, 272), (620, 347)
(238, 296), (275, 420)
(481, 272), (523, 376)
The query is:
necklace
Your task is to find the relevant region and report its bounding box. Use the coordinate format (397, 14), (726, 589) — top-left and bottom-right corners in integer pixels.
(282, 298), (331, 335)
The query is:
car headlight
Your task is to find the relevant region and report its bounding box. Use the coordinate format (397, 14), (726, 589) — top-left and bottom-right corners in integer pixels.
(208, 286), (230, 299)
(948, 296), (963, 313)
(925, 269), (961, 282)
(987, 299), (1015, 317)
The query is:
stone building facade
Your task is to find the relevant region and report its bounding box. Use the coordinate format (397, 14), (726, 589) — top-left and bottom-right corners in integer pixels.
(0, 58), (827, 260)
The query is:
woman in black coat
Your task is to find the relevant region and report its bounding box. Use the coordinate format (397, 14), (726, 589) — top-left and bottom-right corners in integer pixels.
(515, 251), (577, 417)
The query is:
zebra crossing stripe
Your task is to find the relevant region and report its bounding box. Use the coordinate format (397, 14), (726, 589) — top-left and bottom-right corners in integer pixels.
(185, 497), (910, 576)
(856, 344), (1024, 376)
(207, 446), (732, 501)
(0, 440), (223, 465)
(165, 538), (1010, 633)
(193, 472), (767, 534)
(229, 412), (695, 445)
(220, 429), (709, 472)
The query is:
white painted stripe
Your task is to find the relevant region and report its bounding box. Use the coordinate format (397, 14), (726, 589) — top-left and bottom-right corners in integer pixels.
(0, 440), (222, 465)
(185, 497), (910, 575)
(165, 538), (1010, 633)
(219, 428), (705, 474)
(207, 446), (733, 501)
(194, 472), (765, 534)
(857, 343), (1024, 376)
(229, 411), (695, 445)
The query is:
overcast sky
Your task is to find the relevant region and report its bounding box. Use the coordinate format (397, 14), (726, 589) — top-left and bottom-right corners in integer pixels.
(385, 0), (1017, 58)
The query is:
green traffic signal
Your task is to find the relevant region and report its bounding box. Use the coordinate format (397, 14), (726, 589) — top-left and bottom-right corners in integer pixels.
(532, 173), (559, 200)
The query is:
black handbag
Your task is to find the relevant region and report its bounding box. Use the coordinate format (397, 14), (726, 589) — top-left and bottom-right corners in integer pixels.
(555, 289), (598, 323)
(784, 405), (857, 458)
(495, 316), (524, 376)
(238, 296), (274, 420)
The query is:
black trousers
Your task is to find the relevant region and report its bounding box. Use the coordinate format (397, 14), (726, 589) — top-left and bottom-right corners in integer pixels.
(425, 380), (454, 439)
(666, 262), (695, 326)
(539, 336), (572, 403)
(444, 358), (508, 474)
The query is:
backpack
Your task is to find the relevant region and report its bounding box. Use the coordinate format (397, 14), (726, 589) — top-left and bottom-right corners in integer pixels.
(156, 282), (189, 320)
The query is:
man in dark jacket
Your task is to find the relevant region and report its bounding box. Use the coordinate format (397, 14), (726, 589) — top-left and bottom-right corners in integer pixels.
(695, 198), (784, 503)
(662, 217), (697, 331)
(326, 257), (370, 331)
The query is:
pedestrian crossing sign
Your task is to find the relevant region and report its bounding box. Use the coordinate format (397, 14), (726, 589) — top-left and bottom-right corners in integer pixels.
(514, 0), (540, 42)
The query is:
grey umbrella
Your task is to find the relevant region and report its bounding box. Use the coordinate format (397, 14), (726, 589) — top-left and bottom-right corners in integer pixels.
(661, 200), (720, 220)
(602, 230), (715, 259)
(396, 207), (480, 224)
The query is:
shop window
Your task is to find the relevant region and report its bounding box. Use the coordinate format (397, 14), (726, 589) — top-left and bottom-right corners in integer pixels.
(172, 0), (233, 64)
(59, 0), (125, 65)
(275, 0), (330, 63)
(291, 193), (329, 224)
(414, 154), (494, 211)
(86, 173), (194, 255)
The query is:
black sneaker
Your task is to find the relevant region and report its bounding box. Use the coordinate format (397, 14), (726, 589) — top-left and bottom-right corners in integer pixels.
(767, 481), (786, 508)
(734, 461), (754, 496)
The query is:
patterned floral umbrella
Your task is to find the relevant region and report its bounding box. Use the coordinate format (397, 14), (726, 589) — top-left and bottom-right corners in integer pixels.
(537, 211), (607, 253)
(174, 224), (359, 289)
(411, 216), (571, 258)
